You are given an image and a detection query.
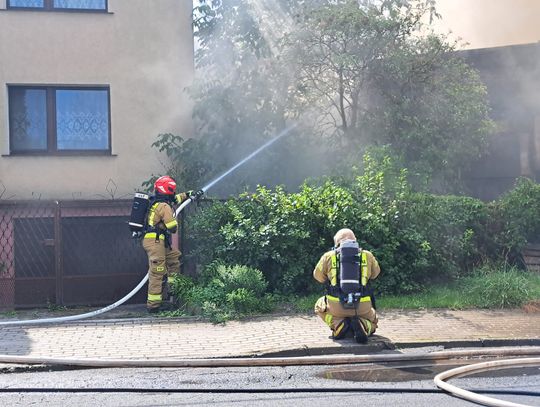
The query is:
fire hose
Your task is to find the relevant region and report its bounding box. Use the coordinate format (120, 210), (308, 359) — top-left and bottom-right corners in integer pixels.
(0, 347), (539, 406)
(434, 356), (540, 407)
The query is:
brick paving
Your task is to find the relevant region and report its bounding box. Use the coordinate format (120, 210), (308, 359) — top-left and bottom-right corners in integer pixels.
(0, 309), (538, 359)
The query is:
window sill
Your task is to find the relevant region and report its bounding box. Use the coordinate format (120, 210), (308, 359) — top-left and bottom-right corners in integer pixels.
(2, 153), (118, 157)
(0, 8), (113, 14)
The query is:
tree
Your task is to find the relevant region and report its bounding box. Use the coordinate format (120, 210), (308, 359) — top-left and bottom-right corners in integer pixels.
(154, 0), (494, 194)
(285, 0), (494, 190)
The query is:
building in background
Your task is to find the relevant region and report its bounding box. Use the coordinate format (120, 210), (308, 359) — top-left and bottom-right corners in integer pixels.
(0, 0), (194, 309)
(434, 0), (540, 200)
(434, 0), (540, 50)
(0, 0), (194, 200)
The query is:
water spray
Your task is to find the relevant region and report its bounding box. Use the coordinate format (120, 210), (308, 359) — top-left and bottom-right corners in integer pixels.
(0, 124), (297, 326)
(174, 123), (297, 217)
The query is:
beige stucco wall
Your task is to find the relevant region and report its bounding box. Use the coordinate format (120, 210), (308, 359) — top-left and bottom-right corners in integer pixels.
(0, 0), (194, 200)
(434, 0), (540, 49)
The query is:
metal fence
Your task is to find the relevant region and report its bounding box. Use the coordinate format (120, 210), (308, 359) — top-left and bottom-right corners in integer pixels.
(0, 200), (148, 310)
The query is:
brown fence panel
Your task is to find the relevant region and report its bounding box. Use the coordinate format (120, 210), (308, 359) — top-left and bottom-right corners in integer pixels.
(1, 202), (57, 308)
(59, 200), (147, 306)
(0, 200), (148, 309)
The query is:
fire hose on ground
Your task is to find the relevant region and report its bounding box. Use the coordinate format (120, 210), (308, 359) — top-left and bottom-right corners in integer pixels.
(0, 348), (539, 406)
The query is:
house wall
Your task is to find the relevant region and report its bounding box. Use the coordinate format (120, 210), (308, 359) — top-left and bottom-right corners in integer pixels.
(461, 43), (540, 200)
(0, 0), (194, 200)
(434, 0), (540, 50)
(431, 1), (540, 199)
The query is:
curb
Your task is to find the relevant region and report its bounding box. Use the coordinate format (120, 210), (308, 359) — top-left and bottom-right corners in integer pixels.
(259, 338), (540, 358)
(1, 338), (538, 374)
(261, 339), (392, 357)
(390, 338), (540, 349)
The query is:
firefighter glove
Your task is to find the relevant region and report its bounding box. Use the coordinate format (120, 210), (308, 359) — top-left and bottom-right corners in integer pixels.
(174, 193), (188, 204)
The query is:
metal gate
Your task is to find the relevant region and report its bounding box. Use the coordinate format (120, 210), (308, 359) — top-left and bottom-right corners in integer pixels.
(0, 200), (148, 309)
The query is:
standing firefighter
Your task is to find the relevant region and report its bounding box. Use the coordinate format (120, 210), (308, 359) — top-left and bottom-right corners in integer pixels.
(142, 176), (202, 313)
(314, 228), (381, 343)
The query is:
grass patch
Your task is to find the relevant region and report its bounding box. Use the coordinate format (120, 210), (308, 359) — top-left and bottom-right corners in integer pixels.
(286, 293), (322, 313)
(378, 267), (540, 310)
(166, 265), (540, 320)
(378, 285), (470, 310)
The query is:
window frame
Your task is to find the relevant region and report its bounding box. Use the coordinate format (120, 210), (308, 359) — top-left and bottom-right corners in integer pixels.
(8, 85), (112, 156)
(7, 0), (108, 13)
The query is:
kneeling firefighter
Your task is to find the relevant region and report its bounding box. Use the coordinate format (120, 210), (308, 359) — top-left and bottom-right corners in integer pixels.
(314, 228), (381, 343)
(129, 175), (203, 313)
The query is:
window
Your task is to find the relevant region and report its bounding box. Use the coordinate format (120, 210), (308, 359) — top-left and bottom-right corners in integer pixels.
(7, 0), (107, 11)
(8, 86), (111, 155)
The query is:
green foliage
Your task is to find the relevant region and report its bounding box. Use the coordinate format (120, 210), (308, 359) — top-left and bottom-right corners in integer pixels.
(463, 265), (536, 308)
(169, 273), (196, 302)
(186, 152), (540, 297)
(142, 134), (215, 192)
(46, 301), (67, 312)
(377, 265), (540, 310)
(147, 1), (494, 195)
(284, 0), (494, 191)
(189, 181), (358, 293)
(170, 264), (272, 323)
(290, 293), (323, 313)
(493, 178), (540, 255)
(390, 193), (492, 287)
(378, 287), (470, 310)
(188, 0), (303, 195)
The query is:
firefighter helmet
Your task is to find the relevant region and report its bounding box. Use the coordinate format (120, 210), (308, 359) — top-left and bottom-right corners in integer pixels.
(334, 228), (356, 247)
(154, 176), (176, 195)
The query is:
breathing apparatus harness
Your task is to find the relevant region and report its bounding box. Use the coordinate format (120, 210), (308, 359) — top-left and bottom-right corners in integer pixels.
(326, 239), (374, 309)
(128, 192), (176, 248)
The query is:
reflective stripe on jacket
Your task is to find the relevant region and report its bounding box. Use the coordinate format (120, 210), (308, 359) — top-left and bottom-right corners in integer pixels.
(144, 201), (177, 239)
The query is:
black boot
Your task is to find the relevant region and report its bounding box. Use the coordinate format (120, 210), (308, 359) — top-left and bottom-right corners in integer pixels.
(147, 302), (176, 314)
(351, 318), (368, 344)
(332, 318), (351, 340)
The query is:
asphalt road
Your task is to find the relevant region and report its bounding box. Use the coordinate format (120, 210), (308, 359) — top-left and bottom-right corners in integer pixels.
(0, 362), (539, 406)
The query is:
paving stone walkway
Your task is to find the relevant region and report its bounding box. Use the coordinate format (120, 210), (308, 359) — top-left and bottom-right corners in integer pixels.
(0, 309), (538, 359)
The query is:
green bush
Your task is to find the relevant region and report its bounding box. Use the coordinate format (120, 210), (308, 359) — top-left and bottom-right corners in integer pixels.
(171, 264), (272, 323)
(493, 178), (540, 256)
(189, 182), (358, 293)
(184, 154), (540, 297)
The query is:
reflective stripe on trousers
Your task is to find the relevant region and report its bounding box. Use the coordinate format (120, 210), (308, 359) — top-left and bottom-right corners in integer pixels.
(326, 295), (371, 303)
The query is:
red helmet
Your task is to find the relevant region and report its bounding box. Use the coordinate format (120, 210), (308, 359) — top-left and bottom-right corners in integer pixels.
(154, 175), (176, 195)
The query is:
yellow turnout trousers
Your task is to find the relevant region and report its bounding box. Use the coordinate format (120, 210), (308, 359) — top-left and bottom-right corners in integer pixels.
(314, 295), (378, 337)
(143, 237), (180, 309)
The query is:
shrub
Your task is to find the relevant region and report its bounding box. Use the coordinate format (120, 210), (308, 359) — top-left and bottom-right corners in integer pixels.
(188, 182), (358, 293)
(398, 193), (491, 278)
(184, 155), (540, 297)
(492, 178), (540, 257)
(463, 264), (534, 308)
(170, 264), (272, 323)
